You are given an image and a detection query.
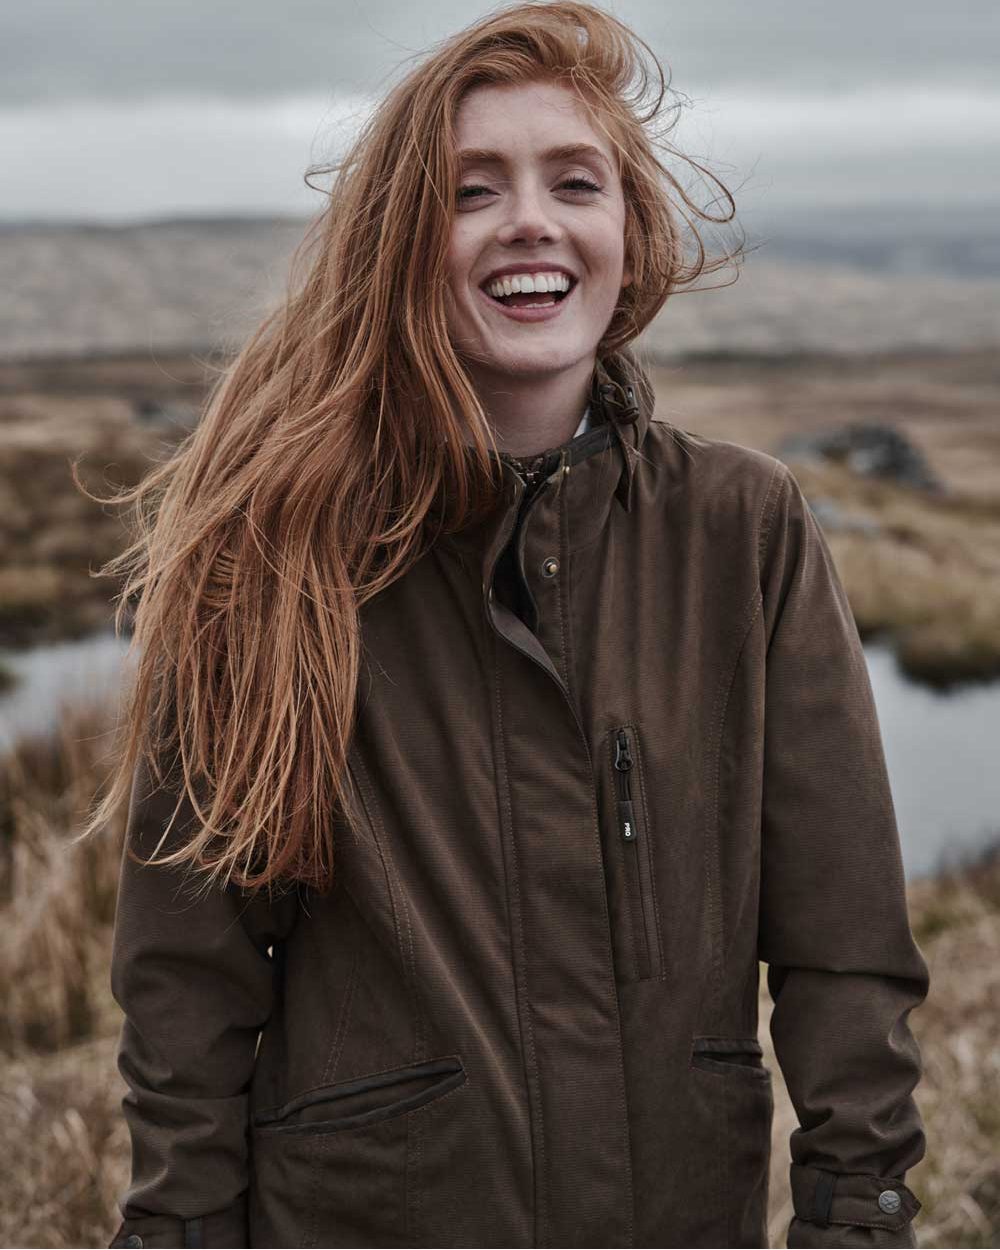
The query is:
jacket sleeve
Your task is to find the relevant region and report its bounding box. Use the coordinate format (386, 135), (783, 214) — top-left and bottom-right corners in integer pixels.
(756, 463), (931, 1250)
(107, 747), (302, 1249)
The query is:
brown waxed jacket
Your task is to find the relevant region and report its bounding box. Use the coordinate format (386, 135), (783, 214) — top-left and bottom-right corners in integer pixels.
(108, 348), (930, 1250)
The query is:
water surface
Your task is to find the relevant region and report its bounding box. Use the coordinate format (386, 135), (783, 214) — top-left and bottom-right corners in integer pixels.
(1, 631), (996, 880)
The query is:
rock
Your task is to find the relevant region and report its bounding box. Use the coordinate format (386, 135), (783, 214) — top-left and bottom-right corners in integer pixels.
(777, 421), (945, 493)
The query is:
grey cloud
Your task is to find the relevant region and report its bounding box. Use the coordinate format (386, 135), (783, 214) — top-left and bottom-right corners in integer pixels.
(1, 0), (997, 105)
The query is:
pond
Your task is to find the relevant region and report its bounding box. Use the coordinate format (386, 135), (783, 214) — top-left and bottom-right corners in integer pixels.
(1, 630), (997, 881)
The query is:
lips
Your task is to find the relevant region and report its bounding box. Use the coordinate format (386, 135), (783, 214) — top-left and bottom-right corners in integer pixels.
(476, 276), (577, 324)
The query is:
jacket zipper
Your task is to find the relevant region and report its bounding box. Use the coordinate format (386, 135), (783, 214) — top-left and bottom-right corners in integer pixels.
(613, 726), (661, 980)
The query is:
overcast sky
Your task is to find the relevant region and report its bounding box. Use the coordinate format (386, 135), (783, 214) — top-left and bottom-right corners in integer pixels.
(2, 0), (997, 222)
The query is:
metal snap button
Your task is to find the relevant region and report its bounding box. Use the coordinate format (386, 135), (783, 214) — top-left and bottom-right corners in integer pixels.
(877, 1189), (902, 1214)
(541, 557), (559, 577)
(121, 1236), (144, 1249)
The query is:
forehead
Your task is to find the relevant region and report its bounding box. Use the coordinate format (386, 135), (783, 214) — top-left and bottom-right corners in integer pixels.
(453, 79), (616, 169)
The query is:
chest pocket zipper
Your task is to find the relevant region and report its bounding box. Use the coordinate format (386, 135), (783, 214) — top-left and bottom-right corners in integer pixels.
(612, 725), (663, 981)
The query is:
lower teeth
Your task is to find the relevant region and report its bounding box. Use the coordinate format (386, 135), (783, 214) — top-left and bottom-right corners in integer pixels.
(494, 296), (559, 308)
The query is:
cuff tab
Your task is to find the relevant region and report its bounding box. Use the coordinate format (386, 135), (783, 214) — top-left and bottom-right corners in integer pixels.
(811, 1169), (836, 1225)
(791, 1163), (922, 1231)
(109, 1193), (248, 1248)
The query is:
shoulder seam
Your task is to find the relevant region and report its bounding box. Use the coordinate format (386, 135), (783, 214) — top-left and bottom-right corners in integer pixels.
(757, 458), (789, 572)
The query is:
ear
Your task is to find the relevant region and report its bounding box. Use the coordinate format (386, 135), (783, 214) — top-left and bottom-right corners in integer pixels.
(621, 259), (633, 289)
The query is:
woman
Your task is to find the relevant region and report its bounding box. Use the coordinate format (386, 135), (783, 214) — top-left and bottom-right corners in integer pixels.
(92, 4), (929, 1247)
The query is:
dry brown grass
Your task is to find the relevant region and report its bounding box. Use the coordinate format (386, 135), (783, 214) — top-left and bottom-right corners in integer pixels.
(0, 694), (996, 1247)
(0, 700), (130, 1247)
(651, 348), (1000, 686)
(776, 458), (1000, 684)
(0, 387), (174, 647)
(902, 857), (1000, 1248)
(3, 346), (999, 684)
(1, 347), (999, 1243)
(0, 1033), (130, 1249)
(762, 839), (1000, 1249)
(0, 704), (127, 1056)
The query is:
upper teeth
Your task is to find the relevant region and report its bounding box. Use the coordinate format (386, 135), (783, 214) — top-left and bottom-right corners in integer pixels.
(486, 272), (572, 298)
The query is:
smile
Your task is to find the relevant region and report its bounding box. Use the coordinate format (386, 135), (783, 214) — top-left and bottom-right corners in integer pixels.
(477, 274), (578, 324)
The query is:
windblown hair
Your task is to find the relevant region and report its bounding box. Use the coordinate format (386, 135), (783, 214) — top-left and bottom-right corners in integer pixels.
(76, 1), (743, 897)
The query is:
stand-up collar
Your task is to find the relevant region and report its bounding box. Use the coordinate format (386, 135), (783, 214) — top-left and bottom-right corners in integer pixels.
(437, 347), (656, 558)
(591, 348), (654, 514)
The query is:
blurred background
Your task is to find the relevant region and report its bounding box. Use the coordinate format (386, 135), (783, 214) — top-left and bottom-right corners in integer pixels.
(1, 2), (997, 1246)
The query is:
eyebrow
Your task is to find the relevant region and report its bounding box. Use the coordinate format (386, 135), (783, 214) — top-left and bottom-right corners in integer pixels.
(456, 142), (613, 174)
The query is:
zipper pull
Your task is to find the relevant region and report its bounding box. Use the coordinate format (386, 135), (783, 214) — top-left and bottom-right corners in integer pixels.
(614, 730), (637, 839)
(617, 798), (638, 840)
(614, 731), (633, 771)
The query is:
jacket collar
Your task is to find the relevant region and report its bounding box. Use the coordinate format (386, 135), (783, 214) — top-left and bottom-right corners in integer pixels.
(592, 348), (654, 515)
(437, 347), (655, 559)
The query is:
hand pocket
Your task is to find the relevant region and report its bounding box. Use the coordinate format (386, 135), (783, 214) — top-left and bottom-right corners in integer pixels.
(249, 1055), (467, 1246)
(690, 1036), (773, 1247)
(251, 1054), (466, 1135)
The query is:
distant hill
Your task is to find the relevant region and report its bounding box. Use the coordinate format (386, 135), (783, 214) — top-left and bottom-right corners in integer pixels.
(741, 202), (1000, 280)
(1, 208), (998, 362)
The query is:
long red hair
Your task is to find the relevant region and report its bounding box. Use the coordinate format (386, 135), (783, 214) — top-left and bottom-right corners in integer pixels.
(76, 1), (742, 897)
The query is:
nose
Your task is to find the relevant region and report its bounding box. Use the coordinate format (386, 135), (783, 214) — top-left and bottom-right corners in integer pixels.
(495, 179), (564, 248)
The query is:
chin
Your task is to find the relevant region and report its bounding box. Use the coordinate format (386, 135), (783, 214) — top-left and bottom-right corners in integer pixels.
(472, 339), (593, 379)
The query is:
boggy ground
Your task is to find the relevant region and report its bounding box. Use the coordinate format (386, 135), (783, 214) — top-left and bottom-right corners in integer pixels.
(0, 697), (996, 1247)
(649, 348), (1000, 687)
(1, 338), (997, 1244)
(1, 346), (997, 691)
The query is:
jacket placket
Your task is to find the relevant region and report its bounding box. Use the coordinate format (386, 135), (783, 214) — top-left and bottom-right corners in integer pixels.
(481, 456), (636, 1247)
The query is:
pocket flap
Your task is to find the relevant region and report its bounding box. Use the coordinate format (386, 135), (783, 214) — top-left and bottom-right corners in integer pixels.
(252, 1055), (466, 1133)
(691, 1036), (763, 1057)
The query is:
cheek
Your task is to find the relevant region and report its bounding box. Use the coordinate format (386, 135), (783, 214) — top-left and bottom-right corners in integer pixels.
(593, 248), (627, 299)
(445, 224), (476, 292)
(612, 214), (628, 272)
(590, 211), (628, 284)
(442, 239), (472, 338)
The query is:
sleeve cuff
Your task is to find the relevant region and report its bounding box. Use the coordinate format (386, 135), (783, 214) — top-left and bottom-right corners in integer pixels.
(108, 1193), (248, 1248)
(789, 1164), (922, 1244)
(787, 1215), (918, 1248)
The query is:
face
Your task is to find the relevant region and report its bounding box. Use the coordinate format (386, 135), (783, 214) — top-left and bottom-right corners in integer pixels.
(444, 79), (631, 385)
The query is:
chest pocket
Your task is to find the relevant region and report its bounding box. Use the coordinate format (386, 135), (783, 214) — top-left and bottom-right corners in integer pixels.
(604, 724), (664, 983)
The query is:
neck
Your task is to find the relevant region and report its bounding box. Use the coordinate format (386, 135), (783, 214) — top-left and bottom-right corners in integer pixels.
(462, 356), (594, 457)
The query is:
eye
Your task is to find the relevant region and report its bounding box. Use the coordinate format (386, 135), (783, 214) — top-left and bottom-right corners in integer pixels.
(559, 176), (602, 193)
(455, 175), (603, 207)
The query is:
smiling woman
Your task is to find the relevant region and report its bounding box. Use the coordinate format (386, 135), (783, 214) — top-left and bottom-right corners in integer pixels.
(85, 4), (929, 1250)
(445, 80), (633, 450)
